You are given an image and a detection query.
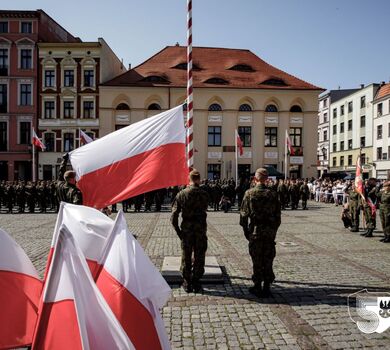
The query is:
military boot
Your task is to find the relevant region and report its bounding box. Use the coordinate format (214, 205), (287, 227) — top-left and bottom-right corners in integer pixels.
(182, 280), (193, 293)
(383, 235), (390, 243)
(360, 230), (369, 236)
(261, 282), (272, 298)
(350, 226), (359, 232)
(248, 284), (262, 298)
(192, 280), (203, 293)
(365, 229), (374, 237)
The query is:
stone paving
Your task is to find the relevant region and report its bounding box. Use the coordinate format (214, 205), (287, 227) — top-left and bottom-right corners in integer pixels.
(1, 201), (390, 349)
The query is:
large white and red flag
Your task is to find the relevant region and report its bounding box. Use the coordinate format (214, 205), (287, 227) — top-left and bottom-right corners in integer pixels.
(96, 211), (171, 350)
(79, 129), (94, 144)
(236, 130), (243, 156)
(285, 129), (295, 156)
(69, 105), (188, 208)
(32, 225), (134, 350)
(355, 156), (365, 201)
(0, 228), (42, 349)
(32, 128), (46, 151)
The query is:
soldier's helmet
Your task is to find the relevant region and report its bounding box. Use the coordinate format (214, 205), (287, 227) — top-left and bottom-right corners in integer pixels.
(255, 168), (268, 179)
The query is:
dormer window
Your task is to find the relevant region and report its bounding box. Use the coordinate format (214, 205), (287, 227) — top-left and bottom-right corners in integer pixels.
(204, 77), (229, 85)
(172, 62), (200, 70)
(142, 75), (170, 84)
(261, 78), (288, 86)
(229, 64), (254, 72)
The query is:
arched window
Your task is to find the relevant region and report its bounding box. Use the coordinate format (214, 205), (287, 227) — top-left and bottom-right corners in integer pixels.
(265, 104), (278, 112)
(148, 103), (161, 110)
(290, 105), (303, 112)
(239, 104), (252, 112)
(208, 103), (222, 112)
(116, 103), (130, 110)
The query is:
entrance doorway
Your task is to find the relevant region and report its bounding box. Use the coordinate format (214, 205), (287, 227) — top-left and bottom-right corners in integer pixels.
(238, 164), (251, 180)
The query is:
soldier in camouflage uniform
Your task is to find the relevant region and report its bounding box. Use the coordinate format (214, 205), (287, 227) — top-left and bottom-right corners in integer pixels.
(171, 169), (209, 293)
(348, 184), (361, 232)
(377, 181), (390, 243)
(277, 179), (287, 210)
(240, 168), (281, 297)
(299, 180), (310, 210)
(56, 154), (83, 205)
(361, 178), (377, 238)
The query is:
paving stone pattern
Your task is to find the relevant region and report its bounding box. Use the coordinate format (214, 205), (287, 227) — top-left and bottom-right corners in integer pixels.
(1, 201), (390, 349)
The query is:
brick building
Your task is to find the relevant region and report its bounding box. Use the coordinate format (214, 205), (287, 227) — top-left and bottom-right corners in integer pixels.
(0, 10), (79, 181)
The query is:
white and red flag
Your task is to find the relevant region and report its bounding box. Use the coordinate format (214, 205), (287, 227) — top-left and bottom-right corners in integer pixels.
(32, 128), (46, 151)
(32, 225), (134, 350)
(285, 130), (295, 156)
(236, 130), (243, 156)
(355, 156), (365, 201)
(69, 105), (188, 208)
(96, 211), (171, 350)
(80, 129), (94, 144)
(0, 228), (42, 349)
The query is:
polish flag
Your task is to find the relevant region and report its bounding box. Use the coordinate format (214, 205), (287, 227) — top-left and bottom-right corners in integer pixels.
(355, 156), (364, 199)
(80, 129), (94, 144)
(236, 130), (243, 156)
(286, 130), (294, 156)
(95, 211), (172, 350)
(32, 225), (134, 350)
(32, 128), (46, 151)
(0, 228), (42, 349)
(69, 105), (188, 209)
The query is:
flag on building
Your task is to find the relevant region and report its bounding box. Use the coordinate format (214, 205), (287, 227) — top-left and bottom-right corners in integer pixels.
(95, 211), (171, 350)
(236, 130), (243, 156)
(285, 130), (294, 156)
(32, 225), (134, 350)
(0, 228), (42, 349)
(355, 155), (364, 200)
(80, 129), (94, 144)
(69, 105), (188, 208)
(32, 129), (46, 151)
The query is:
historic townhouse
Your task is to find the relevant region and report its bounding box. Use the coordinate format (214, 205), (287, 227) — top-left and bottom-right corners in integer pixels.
(99, 46), (323, 179)
(372, 82), (390, 179)
(0, 10), (79, 181)
(37, 39), (125, 180)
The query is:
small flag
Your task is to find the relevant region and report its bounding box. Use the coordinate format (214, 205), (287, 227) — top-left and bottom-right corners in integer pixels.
(80, 129), (94, 144)
(355, 156), (364, 198)
(286, 130), (295, 156)
(32, 129), (46, 151)
(236, 131), (243, 156)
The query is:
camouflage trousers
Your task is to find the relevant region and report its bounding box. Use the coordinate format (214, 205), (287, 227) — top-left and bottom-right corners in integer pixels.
(248, 231), (277, 286)
(349, 204), (360, 229)
(180, 230), (208, 284)
(363, 205), (376, 229)
(380, 210), (390, 238)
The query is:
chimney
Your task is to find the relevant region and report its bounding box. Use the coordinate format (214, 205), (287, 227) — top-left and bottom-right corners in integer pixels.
(381, 81), (386, 86)
(128, 63), (131, 70)
(175, 42), (180, 46)
(360, 84), (364, 89)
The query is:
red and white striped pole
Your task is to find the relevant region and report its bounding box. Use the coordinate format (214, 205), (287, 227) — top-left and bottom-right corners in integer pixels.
(186, 0), (194, 170)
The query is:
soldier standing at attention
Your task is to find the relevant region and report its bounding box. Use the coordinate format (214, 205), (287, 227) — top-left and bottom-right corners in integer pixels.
(240, 168), (281, 298)
(361, 178), (377, 238)
(171, 169), (209, 293)
(300, 180), (310, 210)
(377, 181), (390, 243)
(348, 183), (361, 232)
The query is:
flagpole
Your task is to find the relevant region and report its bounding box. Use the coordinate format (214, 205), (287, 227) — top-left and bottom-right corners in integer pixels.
(235, 129), (238, 183)
(186, 0), (194, 171)
(284, 129), (288, 180)
(32, 126), (36, 182)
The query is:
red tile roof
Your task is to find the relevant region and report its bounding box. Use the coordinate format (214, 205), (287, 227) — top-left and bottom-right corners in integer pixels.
(375, 83), (390, 100)
(103, 46), (323, 90)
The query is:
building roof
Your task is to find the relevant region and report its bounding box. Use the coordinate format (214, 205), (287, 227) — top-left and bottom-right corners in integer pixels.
(103, 46), (323, 90)
(374, 83), (390, 101)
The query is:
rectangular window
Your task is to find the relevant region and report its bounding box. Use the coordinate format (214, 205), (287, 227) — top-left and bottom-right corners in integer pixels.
(83, 70), (94, 87)
(377, 125), (383, 140)
(20, 49), (32, 69)
(19, 121), (30, 144)
(340, 122), (344, 133)
(348, 120), (352, 131)
(348, 139), (352, 150)
(340, 105), (344, 116)
(361, 153), (366, 164)
(63, 133), (74, 152)
(360, 96), (366, 108)
(333, 108), (337, 118)
(0, 121), (7, 151)
(238, 126), (251, 147)
(0, 49), (8, 76)
(0, 22), (8, 33)
(348, 155), (353, 166)
(333, 125), (337, 134)
(44, 70), (55, 87)
(324, 151), (328, 161)
(264, 127), (277, 147)
(63, 101), (74, 118)
(323, 99), (327, 107)
(323, 113), (328, 122)
(44, 133), (55, 152)
(332, 157), (337, 167)
(388, 123), (390, 137)
(0, 84), (7, 113)
(383, 153), (388, 160)
(340, 141), (344, 151)
(44, 101), (55, 119)
(207, 164), (221, 180)
(208, 126), (221, 146)
(348, 101), (353, 113)
(21, 22), (32, 34)
(360, 137), (365, 148)
(377, 147), (382, 160)
(289, 127), (302, 147)
(333, 142), (337, 152)
(20, 84), (32, 106)
(360, 115), (366, 127)
(83, 101), (94, 119)
(378, 103), (383, 116)
(340, 156), (344, 166)
(323, 130), (328, 141)
(64, 70), (74, 87)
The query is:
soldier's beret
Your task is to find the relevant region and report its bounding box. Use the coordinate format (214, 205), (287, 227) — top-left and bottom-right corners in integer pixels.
(64, 170), (76, 180)
(255, 168), (268, 178)
(189, 169), (201, 177)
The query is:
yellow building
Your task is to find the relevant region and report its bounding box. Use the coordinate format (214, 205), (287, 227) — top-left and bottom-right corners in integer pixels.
(99, 46), (323, 179)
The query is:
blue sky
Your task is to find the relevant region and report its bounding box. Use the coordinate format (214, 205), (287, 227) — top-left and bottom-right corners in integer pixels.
(4, 0), (390, 90)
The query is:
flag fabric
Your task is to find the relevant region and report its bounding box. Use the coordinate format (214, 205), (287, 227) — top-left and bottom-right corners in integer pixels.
(236, 131), (243, 156)
(32, 225), (134, 350)
(367, 197), (377, 218)
(69, 105), (188, 209)
(355, 156), (365, 200)
(32, 129), (46, 151)
(285, 130), (294, 156)
(80, 129), (94, 144)
(0, 228), (42, 349)
(95, 211), (171, 350)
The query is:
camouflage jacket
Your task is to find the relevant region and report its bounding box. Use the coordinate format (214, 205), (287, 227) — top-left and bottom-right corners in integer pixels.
(240, 183), (281, 235)
(171, 185), (209, 231)
(348, 189), (361, 205)
(56, 159), (82, 205)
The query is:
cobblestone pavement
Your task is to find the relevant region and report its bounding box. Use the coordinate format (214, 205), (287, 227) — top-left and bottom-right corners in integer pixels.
(1, 201), (390, 349)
